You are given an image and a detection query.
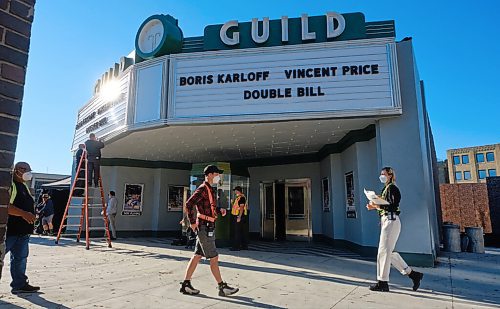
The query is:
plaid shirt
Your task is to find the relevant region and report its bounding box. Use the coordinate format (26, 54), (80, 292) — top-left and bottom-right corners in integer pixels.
(186, 181), (219, 225)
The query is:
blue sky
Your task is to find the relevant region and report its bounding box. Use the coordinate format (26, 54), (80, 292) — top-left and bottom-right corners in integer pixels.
(15, 0), (500, 175)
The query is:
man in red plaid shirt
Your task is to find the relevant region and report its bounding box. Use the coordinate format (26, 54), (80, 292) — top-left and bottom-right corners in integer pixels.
(180, 165), (239, 297)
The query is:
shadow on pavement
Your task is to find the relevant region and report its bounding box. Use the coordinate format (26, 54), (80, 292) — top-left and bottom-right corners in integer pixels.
(194, 293), (286, 309)
(30, 236), (500, 307)
(0, 299), (25, 308)
(11, 292), (71, 309)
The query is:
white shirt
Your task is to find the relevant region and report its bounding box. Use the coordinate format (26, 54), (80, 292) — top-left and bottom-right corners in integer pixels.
(107, 196), (118, 215)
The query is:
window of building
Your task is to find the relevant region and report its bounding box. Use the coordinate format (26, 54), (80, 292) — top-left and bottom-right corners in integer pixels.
(486, 152), (495, 162)
(453, 156), (460, 165)
(461, 155), (469, 164)
(478, 170), (487, 179)
(455, 171), (462, 181)
(476, 153), (485, 163)
(489, 169), (497, 177)
(463, 171), (471, 180)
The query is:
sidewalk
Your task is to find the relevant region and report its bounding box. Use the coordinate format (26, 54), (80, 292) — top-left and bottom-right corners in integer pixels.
(0, 236), (498, 308)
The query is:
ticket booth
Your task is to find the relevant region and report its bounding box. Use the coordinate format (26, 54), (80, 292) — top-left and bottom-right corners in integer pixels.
(190, 163), (249, 247)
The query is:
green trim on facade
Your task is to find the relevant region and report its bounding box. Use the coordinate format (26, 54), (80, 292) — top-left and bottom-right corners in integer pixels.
(100, 158), (192, 170)
(173, 19), (396, 54)
(365, 20), (396, 38)
(317, 124), (376, 160)
(204, 13), (366, 51)
(135, 14), (184, 60)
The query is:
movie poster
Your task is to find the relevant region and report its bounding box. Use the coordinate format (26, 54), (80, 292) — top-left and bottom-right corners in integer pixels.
(122, 184), (144, 216)
(345, 172), (356, 218)
(168, 186), (188, 212)
(322, 177), (330, 212)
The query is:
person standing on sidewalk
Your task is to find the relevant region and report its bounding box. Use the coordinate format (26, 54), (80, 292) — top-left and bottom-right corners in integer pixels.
(106, 191), (118, 240)
(84, 133), (105, 187)
(180, 165), (239, 297)
(366, 166), (424, 292)
(39, 194), (55, 235)
(230, 186), (248, 251)
(6, 162), (40, 294)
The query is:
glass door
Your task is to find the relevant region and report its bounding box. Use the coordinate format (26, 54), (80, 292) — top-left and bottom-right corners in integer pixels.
(260, 182), (275, 240)
(285, 179), (311, 241)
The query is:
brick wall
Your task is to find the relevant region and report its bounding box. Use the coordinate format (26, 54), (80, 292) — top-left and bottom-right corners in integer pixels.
(0, 0), (36, 278)
(440, 183), (492, 233)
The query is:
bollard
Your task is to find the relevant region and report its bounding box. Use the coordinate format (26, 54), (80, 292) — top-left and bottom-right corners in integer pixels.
(465, 227), (485, 253)
(442, 223), (461, 252)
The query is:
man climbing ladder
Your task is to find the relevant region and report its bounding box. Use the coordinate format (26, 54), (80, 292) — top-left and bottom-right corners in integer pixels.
(55, 148), (112, 250)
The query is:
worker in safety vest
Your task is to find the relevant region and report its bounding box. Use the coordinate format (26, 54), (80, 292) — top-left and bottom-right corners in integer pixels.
(230, 186), (248, 251)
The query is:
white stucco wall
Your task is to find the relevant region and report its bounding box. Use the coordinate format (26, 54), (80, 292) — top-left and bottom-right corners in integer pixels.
(331, 139), (379, 247)
(374, 40), (437, 255)
(100, 165), (190, 232)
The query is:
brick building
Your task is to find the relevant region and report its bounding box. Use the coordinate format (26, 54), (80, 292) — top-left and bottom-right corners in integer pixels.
(0, 0), (36, 278)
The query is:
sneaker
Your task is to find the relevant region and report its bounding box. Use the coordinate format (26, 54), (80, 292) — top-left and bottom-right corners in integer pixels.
(12, 283), (40, 294)
(218, 282), (239, 296)
(369, 281), (389, 292)
(408, 271), (424, 291)
(180, 280), (200, 295)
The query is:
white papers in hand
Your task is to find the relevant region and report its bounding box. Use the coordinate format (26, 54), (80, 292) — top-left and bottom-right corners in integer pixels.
(364, 189), (389, 205)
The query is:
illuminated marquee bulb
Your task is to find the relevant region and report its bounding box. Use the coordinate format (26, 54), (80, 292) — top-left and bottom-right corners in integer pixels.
(100, 80), (121, 102)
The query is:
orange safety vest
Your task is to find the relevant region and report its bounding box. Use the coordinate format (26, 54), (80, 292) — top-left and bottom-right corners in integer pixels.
(231, 194), (247, 216)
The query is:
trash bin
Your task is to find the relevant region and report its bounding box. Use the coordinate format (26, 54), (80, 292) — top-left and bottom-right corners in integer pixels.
(442, 223), (461, 252)
(460, 233), (469, 252)
(465, 227), (485, 253)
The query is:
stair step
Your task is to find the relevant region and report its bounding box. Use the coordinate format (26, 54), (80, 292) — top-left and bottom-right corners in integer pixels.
(88, 227), (107, 231)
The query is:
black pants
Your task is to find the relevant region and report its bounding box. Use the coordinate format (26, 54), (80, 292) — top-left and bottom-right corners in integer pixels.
(231, 215), (248, 249)
(87, 160), (100, 186)
(74, 167), (85, 196)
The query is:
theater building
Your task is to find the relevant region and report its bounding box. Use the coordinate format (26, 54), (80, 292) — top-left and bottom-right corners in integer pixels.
(72, 12), (440, 266)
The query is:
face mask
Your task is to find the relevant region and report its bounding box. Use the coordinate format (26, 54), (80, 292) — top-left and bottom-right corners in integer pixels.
(212, 175), (221, 184)
(22, 171), (33, 181)
(379, 175), (387, 183)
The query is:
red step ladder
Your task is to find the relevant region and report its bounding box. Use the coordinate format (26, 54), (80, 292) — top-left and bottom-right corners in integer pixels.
(55, 149), (112, 249)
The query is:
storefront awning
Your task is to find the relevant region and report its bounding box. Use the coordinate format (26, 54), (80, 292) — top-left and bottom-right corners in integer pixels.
(42, 177), (71, 189)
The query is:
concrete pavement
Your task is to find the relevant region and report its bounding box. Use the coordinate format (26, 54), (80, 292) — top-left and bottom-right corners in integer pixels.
(0, 236), (498, 308)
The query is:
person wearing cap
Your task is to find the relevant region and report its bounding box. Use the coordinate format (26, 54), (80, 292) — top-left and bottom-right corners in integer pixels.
(230, 186), (248, 251)
(38, 193), (55, 236)
(180, 165), (239, 297)
(6, 162), (40, 294)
